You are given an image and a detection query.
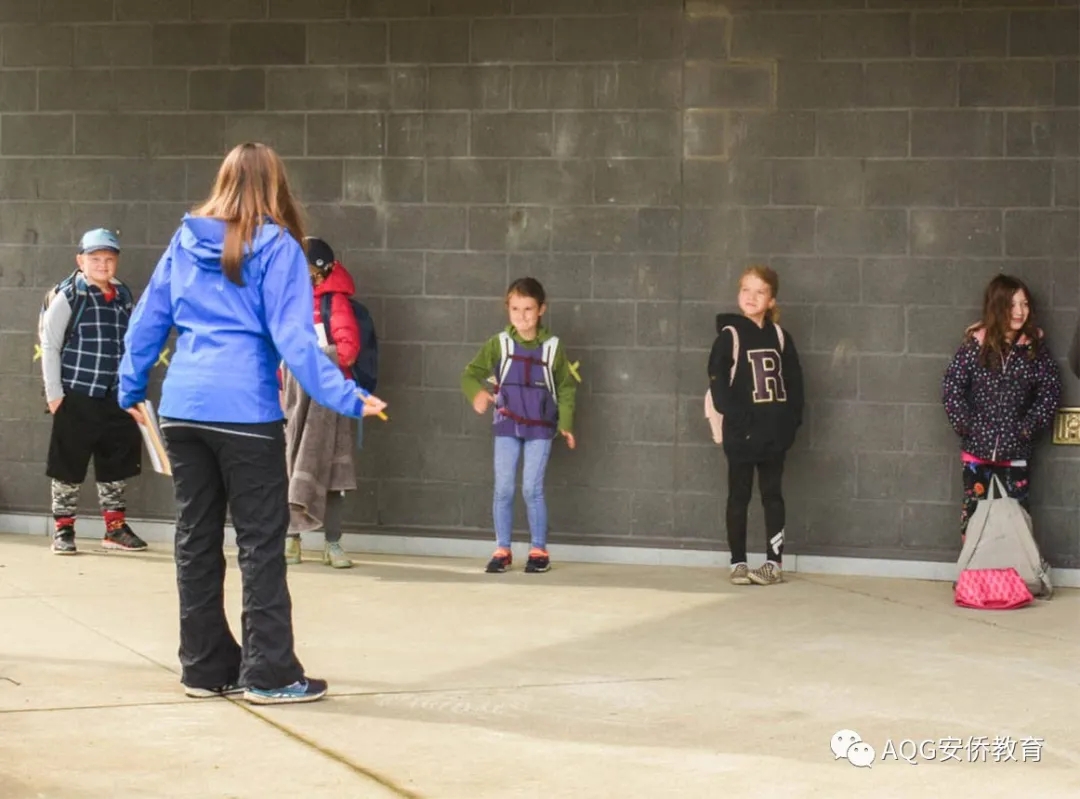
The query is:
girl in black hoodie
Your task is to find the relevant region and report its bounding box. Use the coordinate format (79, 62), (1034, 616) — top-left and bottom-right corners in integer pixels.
(708, 265), (804, 586)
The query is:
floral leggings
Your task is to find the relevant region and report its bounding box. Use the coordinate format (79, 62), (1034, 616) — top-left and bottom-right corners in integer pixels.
(960, 461), (1030, 539)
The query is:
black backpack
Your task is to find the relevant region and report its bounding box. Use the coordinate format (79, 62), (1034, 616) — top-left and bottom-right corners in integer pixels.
(319, 294), (378, 394)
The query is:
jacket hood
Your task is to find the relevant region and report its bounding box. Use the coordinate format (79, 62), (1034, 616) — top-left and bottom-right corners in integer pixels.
(178, 214), (287, 270)
(716, 312), (770, 334)
(314, 263), (355, 298)
(966, 323), (1042, 348)
(716, 312), (741, 333)
(505, 323), (554, 345)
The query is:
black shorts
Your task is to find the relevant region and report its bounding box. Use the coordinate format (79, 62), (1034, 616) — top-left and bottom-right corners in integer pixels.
(46, 390), (142, 484)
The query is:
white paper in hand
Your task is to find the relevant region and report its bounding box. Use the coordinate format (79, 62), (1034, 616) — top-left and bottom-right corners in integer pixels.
(138, 400), (172, 476)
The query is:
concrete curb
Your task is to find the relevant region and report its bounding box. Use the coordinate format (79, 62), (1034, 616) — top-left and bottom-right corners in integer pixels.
(4, 512), (1077, 588)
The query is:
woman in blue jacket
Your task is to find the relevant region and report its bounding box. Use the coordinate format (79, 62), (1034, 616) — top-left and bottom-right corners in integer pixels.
(119, 142), (387, 705)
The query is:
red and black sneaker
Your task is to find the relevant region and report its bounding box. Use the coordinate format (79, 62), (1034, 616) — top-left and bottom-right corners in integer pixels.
(485, 547), (512, 573)
(103, 524), (148, 552)
(525, 548), (551, 574)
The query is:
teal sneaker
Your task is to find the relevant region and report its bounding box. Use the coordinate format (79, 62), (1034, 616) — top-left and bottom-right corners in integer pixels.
(244, 678), (328, 706)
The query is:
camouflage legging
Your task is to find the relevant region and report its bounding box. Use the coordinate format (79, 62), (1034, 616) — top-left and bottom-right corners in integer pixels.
(51, 479), (126, 518)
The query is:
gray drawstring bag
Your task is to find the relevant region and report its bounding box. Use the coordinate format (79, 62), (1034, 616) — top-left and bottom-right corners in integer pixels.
(956, 475), (1053, 599)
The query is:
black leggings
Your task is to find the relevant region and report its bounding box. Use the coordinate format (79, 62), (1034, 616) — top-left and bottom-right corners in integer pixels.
(726, 456), (786, 565)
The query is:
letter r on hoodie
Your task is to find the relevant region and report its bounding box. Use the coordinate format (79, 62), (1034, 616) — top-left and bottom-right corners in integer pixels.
(747, 349), (786, 404)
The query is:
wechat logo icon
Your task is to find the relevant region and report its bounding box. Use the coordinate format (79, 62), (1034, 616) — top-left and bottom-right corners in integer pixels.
(831, 730), (876, 768)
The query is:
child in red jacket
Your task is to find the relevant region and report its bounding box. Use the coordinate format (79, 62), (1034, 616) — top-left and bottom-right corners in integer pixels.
(282, 238), (362, 568)
(310, 238), (360, 377)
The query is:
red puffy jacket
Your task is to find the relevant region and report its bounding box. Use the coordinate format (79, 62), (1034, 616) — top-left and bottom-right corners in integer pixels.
(314, 263), (361, 376)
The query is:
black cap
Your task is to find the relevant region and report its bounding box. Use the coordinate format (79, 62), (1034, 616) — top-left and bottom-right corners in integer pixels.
(304, 237), (335, 274)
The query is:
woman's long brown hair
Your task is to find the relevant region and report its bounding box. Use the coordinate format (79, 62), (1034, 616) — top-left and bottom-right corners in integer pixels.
(192, 142), (307, 286)
(975, 274), (1040, 368)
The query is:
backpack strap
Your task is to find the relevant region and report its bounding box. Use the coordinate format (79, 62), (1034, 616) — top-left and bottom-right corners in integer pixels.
(62, 273), (89, 349)
(722, 325), (739, 386)
(496, 331), (514, 388)
(704, 326), (739, 446)
(541, 336), (559, 401)
(773, 323), (790, 351)
(319, 293), (333, 343)
(115, 279), (134, 311)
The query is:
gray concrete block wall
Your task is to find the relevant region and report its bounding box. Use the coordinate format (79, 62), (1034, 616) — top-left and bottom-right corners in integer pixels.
(0, 0), (1078, 568)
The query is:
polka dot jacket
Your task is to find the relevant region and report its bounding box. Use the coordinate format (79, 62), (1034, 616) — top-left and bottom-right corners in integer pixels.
(942, 328), (1062, 462)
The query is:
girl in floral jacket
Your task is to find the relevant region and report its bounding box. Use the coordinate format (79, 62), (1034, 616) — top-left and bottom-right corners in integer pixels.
(942, 275), (1062, 540)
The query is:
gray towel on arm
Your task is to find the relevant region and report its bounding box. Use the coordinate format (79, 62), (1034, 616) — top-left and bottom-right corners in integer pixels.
(283, 352), (356, 533)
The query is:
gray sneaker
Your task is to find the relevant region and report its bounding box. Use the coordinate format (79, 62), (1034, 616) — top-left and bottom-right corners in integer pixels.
(323, 541), (352, 569)
(730, 563), (751, 585)
(284, 536), (301, 565)
(52, 527), (77, 556)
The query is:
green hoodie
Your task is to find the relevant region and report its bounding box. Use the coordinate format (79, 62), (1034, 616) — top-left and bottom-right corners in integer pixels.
(461, 325), (577, 434)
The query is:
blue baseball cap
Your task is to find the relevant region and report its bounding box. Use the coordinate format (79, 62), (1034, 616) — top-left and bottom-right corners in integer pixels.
(78, 228), (120, 254)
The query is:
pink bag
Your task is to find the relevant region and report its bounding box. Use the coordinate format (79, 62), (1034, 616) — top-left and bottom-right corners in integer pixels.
(954, 567), (1033, 610)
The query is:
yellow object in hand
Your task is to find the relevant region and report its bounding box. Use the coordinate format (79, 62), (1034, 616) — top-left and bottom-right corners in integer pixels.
(357, 389), (389, 421)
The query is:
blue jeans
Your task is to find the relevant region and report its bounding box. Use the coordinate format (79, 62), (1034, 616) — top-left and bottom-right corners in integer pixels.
(493, 435), (553, 550)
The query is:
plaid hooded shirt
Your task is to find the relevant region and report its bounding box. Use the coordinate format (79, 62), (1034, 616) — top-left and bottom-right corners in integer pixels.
(40, 273), (134, 401)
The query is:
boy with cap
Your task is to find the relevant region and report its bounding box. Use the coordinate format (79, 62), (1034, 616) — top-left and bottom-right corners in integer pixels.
(39, 228), (147, 555)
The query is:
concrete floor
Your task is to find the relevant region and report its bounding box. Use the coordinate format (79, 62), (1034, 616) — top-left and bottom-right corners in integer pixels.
(0, 532), (1078, 799)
